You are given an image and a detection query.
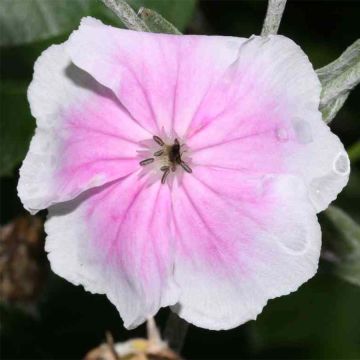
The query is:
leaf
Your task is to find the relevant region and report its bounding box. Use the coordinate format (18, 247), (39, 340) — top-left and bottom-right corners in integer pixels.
(251, 273), (360, 359)
(319, 92), (349, 124)
(317, 39), (360, 86)
(0, 0), (195, 45)
(138, 7), (181, 34)
(317, 39), (360, 123)
(128, 0), (196, 31)
(323, 205), (360, 287)
(0, 81), (34, 177)
(0, 0), (93, 46)
(347, 141), (360, 163)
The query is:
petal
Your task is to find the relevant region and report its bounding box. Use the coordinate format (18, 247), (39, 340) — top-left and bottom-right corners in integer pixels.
(171, 170), (321, 330)
(45, 173), (178, 329)
(18, 43), (149, 213)
(66, 17), (247, 135)
(187, 35), (349, 212)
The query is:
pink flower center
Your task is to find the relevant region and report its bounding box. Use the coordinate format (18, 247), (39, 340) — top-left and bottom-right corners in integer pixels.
(139, 135), (192, 184)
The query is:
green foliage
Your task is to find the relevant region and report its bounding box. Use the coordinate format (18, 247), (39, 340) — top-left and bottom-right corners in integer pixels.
(0, 0), (92, 46)
(0, 0), (195, 46)
(317, 39), (360, 123)
(323, 206), (360, 287)
(128, 0), (196, 31)
(0, 81), (34, 176)
(348, 141), (360, 163)
(252, 273), (360, 359)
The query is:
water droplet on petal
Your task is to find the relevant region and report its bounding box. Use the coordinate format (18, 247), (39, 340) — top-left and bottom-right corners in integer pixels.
(333, 152), (350, 175)
(275, 128), (289, 142)
(277, 224), (309, 255)
(294, 120), (313, 144)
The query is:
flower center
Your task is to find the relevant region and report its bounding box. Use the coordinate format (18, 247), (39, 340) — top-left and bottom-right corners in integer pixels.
(139, 135), (192, 184)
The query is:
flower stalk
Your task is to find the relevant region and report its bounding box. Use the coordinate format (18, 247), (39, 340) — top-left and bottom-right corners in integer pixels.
(138, 7), (181, 34)
(261, 0), (287, 36)
(100, 0), (149, 32)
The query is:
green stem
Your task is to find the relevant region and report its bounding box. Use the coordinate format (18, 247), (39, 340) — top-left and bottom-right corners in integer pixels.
(100, 0), (149, 32)
(261, 0), (287, 36)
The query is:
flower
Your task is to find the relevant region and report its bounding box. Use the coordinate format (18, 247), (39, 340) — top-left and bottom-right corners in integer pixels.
(18, 17), (350, 330)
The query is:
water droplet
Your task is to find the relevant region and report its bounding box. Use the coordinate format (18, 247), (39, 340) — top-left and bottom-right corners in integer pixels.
(277, 225), (309, 255)
(294, 120), (313, 144)
(275, 128), (289, 142)
(333, 152), (350, 175)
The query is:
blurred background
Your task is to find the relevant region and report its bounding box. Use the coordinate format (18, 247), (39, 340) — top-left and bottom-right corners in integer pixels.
(0, 0), (359, 359)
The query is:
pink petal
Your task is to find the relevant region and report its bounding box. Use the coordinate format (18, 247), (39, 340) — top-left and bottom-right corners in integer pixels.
(68, 22), (348, 211)
(171, 172), (321, 329)
(66, 17), (247, 136)
(46, 173), (178, 329)
(18, 43), (149, 213)
(187, 35), (349, 212)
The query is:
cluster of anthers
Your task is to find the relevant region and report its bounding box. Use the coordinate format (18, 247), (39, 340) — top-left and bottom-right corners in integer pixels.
(139, 135), (192, 184)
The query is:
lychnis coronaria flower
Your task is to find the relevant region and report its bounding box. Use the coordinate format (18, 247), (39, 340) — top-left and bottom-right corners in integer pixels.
(18, 17), (350, 330)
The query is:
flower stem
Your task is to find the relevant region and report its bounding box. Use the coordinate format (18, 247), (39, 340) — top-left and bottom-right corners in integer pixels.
(163, 312), (190, 354)
(138, 7), (181, 34)
(261, 0), (287, 36)
(100, 0), (149, 32)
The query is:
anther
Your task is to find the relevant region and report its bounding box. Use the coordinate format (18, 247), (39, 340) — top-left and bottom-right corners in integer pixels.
(153, 135), (164, 146)
(161, 168), (170, 184)
(154, 150), (164, 157)
(140, 158), (154, 166)
(139, 136), (192, 185)
(180, 161), (192, 173)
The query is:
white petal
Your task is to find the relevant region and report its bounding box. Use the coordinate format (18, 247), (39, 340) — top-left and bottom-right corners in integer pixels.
(187, 35), (349, 212)
(66, 17), (247, 136)
(18, 43), (146, 213)
(171, 174), (321, 330)
(45, 174), (179, 329)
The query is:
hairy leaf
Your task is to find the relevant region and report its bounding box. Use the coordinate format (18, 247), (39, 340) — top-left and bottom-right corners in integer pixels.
(317, 39), (360, 123)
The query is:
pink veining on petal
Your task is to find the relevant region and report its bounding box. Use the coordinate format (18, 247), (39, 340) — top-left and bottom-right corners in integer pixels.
(171, 167), (277, 279)
(83, 174), (175, 299)
(187, 65), (301, 176)
(67, 20), (247, 137)
(56, 94), (149, 194)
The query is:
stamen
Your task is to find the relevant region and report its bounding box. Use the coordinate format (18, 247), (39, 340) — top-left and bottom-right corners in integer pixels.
(153, 135), (164, 146)
(154, 150), (164, 157)
(161, 168), (170, 184)
(139, 136), (192, 184)
(140, 158), (154, 166)
(180, 161), (192, 173)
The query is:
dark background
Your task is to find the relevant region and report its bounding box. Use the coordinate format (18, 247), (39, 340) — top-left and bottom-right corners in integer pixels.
(1, 1), (360, 359)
